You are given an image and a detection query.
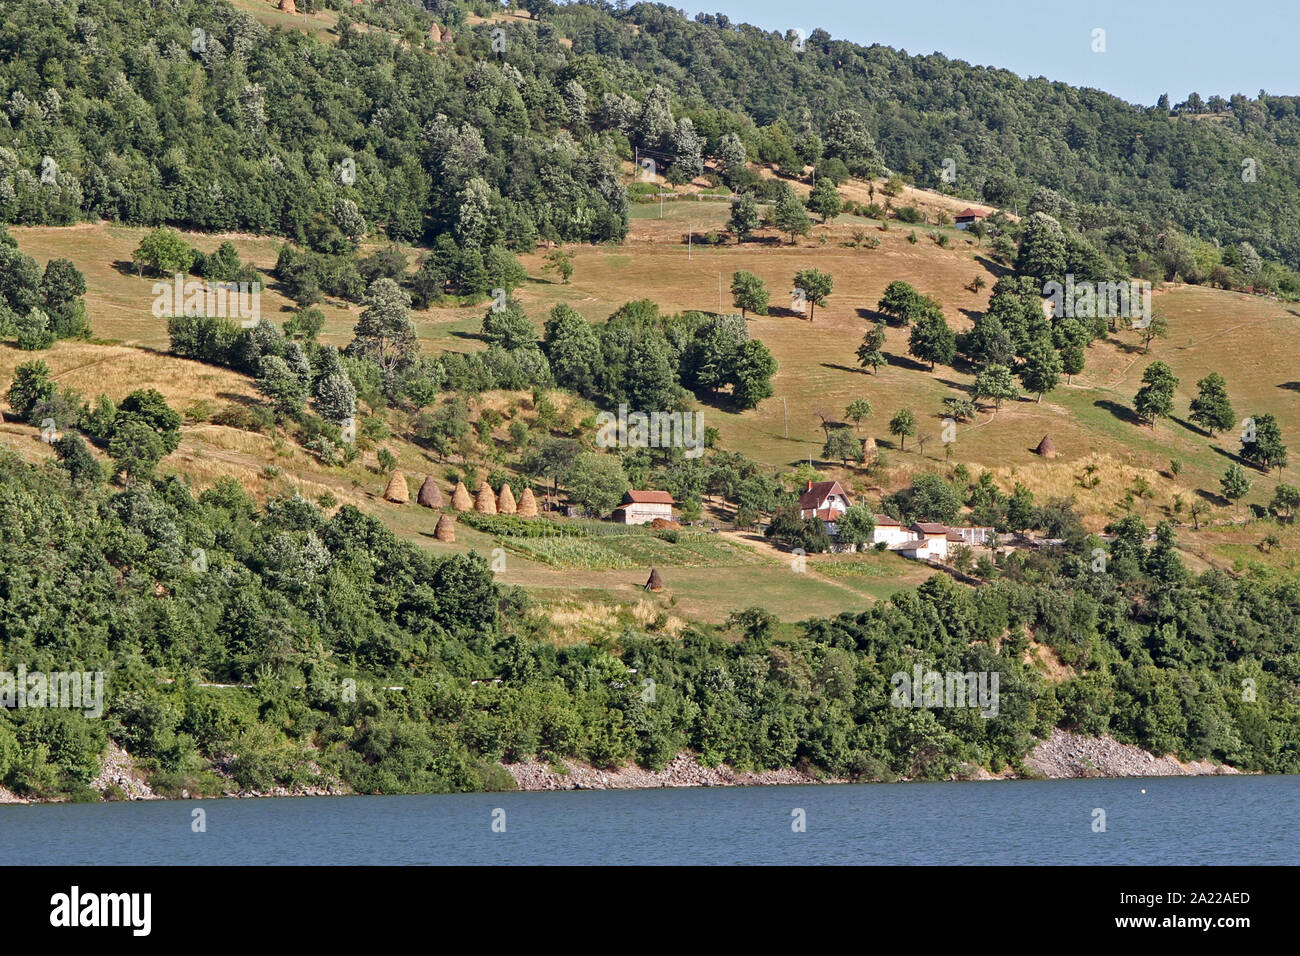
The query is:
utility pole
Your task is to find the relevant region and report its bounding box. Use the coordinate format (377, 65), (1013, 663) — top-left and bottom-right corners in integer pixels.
(688, 223), (692, 260)
(717, 272), (722, 313)
(783, 397), (789, 438)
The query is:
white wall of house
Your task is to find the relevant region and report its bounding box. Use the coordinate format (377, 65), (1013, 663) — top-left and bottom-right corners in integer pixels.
(622, 503), (673, 525)
(901, 536), (948, 561)
(801, 495), (849, 520)
(872, 524), (913, 547)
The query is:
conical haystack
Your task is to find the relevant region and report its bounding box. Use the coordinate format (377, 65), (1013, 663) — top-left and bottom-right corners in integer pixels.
(860, 435), (878, 465)
(417, 476), (443, 509)
(434, 514), (455, 542)
(644, 568), (664, 592)
(1034, 434), (1057, 459)
(497, 482), (517, 515)
(474, 481), (497, 514)
(279, 0), (296, 13)
(516, 486), (539, 518)
(383, 471), (409, 503)
(451, 480), (473, 511)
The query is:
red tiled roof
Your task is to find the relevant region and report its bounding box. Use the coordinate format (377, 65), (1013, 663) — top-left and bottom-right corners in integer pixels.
(623, 490), (674, 505)
(874, 514), (900, 526)
(814, 508), (840, 522)
(946, 531), (965, 541)
(798, 480), (850, 510)
(956, 207), (989, 219)
(914, 522), (949, 535)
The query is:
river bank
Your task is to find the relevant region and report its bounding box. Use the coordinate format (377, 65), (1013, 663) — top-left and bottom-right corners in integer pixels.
(502, 729), (1241, 791)
(0, 729), (1241, 804)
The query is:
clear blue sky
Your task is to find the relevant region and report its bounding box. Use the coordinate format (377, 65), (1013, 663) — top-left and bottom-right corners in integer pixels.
(691, 0), (1296, 105)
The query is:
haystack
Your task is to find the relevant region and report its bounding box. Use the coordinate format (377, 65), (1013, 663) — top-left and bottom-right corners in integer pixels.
(497, 482), (517, 515)
(279, 0), (296, 13)
(428, 23), (443, 42)
(434, 514), (455, 542)
(383, 471), (409, 504)
(451, 480), (473, 511)
(644, 568), (664, 592)
(474, 481), (497, 514)
(516, 486), (539, 518)
(417, 476), (443, 509)
(860, 436), (878, 465)
(1034, 434), (1057, 459)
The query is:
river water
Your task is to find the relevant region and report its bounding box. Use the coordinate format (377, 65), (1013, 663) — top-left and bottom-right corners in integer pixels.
(4, 775), (1296, 865)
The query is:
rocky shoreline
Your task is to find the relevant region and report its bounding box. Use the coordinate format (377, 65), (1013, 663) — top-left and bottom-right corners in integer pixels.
(1021, 728), (1241, 779)
(505, 730), (1241, 791)
(0, 731), (1242, 804)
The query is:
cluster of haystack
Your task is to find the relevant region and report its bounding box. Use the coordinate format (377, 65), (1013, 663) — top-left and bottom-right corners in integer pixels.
(389, 474), (544, 544)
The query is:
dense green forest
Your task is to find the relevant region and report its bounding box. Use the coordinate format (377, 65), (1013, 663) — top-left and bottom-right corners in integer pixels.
(1, 451), (1296, 798)
(4, 0), (1300, 268)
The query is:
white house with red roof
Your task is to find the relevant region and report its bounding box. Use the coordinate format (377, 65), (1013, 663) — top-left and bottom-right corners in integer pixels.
(888, 521), (951, 561)
(871, 514), (913, 548)
(611, 490), (675, 525)
(954, 207), (990, 230)
(798, 480), (851, 525)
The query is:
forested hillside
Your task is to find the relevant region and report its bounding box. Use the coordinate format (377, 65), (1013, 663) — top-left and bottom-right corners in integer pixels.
(4, 0), (1300, 267)
(1, 450), (1296, 799)
(3, 0), (1300, 799)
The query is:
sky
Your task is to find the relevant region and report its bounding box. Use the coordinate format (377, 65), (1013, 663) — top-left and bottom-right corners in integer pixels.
(690, 0), (1297, 105)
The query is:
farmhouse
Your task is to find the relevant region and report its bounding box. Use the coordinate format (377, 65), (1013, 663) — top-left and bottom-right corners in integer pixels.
(799, 481), (851, 522)
(892, 522), (951, 561)
(954, 207), (990, 230)
(612, 490), (675, 525)
(871, 514), (914, 548)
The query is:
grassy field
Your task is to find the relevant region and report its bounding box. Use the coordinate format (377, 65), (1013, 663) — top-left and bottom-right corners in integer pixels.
(8, 168), (1300, 628)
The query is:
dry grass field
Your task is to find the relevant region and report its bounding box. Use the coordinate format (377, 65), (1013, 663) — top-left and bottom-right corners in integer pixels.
(8, 166), (1300, 626)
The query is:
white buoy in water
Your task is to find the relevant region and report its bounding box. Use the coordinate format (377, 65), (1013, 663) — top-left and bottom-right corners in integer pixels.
(1140, 789), (1146, 794)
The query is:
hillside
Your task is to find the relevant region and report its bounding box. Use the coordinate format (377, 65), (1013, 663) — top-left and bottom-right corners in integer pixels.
(1, 0), (1299, 802)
